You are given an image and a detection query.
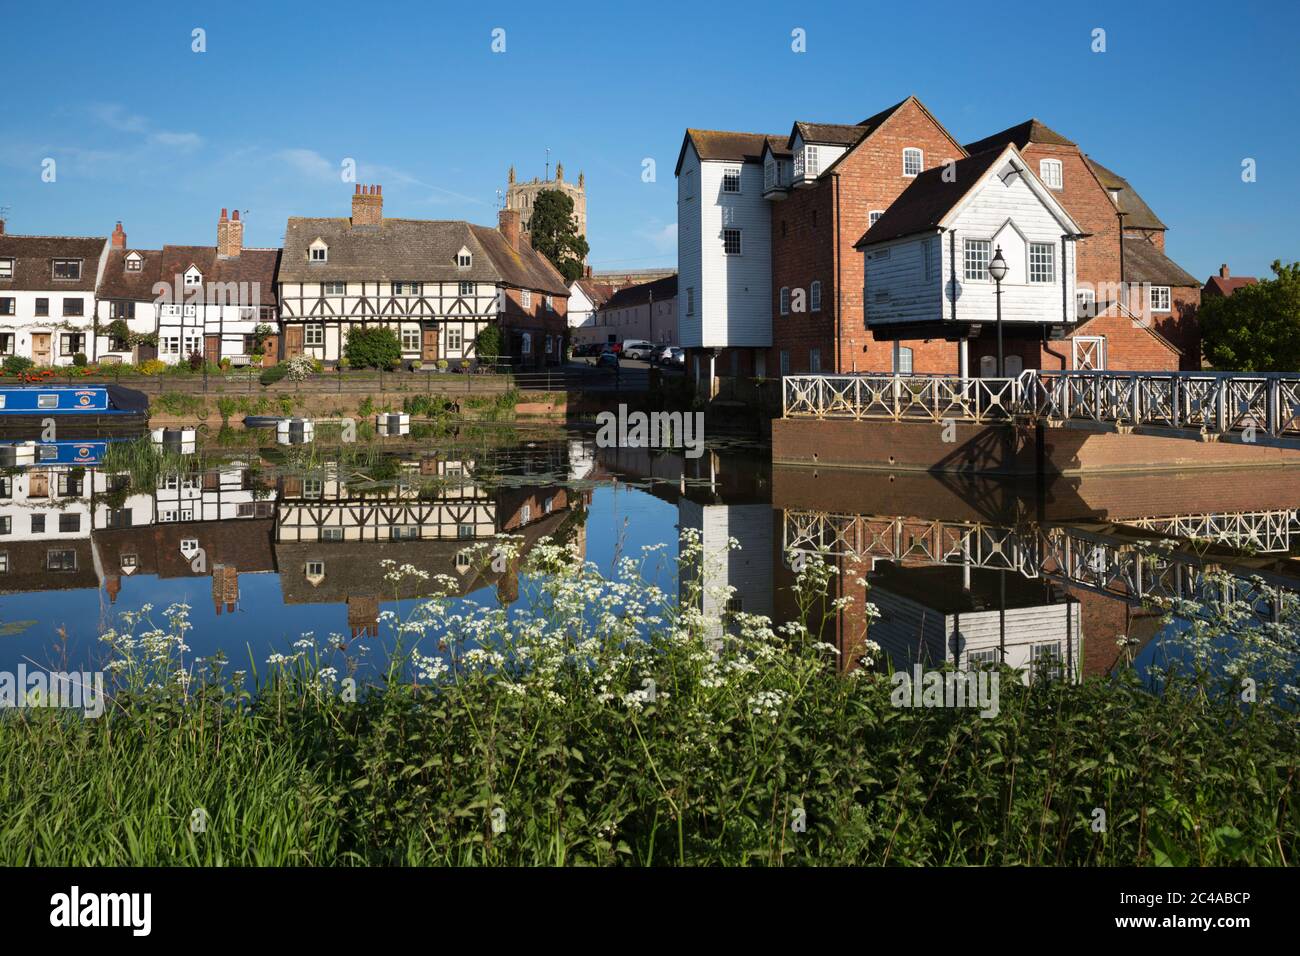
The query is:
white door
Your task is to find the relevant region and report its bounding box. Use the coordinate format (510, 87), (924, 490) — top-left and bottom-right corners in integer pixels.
(1072, 336), (1106, 370)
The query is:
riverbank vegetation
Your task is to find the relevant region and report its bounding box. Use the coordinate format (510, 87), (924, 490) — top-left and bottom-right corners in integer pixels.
(0, 536), (1294, 866)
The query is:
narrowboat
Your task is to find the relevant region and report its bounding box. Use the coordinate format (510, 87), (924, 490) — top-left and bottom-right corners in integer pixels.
(0, 385), (149, 439)
(0, 440), (110, 467)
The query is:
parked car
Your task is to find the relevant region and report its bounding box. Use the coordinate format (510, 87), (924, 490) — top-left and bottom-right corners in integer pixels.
(621, 339), (655, 361)
(650, 344), (673, 365)
(661, 347), (685, 368)
(573, 343), (598, 357)
(596, 350), (620, 370)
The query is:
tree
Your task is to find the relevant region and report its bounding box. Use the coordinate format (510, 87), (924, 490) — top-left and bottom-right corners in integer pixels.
(474, 324), (502, 364)
(344, 326), (402, 369)
(1200, 260), (1300, 371)
(528, 189), (589, 282)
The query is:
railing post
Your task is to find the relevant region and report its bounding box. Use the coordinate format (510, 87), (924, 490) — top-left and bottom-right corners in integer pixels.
(1170, 376), (1180, 429)
(1216, 380), (1227, 435)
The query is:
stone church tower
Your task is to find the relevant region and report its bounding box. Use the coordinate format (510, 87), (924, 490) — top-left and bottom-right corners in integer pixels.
(506, 162), (587, 244)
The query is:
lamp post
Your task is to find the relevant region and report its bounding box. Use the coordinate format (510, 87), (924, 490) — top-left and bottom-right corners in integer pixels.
(988, 246), (1009, 377)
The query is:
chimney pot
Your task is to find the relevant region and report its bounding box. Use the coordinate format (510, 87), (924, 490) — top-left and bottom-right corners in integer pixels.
(232, 210), (240, 221)
(1220, 264), (1230, 278)
(220, 207), (228, 220)
(355, 184), (362, 194)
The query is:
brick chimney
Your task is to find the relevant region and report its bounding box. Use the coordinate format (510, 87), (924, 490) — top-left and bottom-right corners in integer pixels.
(217, 208), (244, 258)
(1219, 264), (1230, 279)
(351, 184), (383, 228)
(212, 564), (239, 614)
(499, 207), (520, 251)
(111, 221), (127, 249)
(0, 218), (5, 234)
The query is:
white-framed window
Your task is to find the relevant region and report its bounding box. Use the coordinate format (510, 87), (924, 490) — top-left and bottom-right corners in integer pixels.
(1149, 286), (1171, 312)
(1028, 243), (1055, 283)
(400, 327), (421, 351)
(161, 305), (181, 318)
(0, 258), (13, 279)
(183, 304), (197, 318)
(60, 333), (86, 356)
(458, 523), (475, 539)
(722, 167), (741, 193)
(52, 259), (82, 280)
(1076, 288), (1096, 318)
(810, 280), (822, 312)
(809, 348), (821, 372)
(322, 527), (344, 541)
(125, 253), (142, 272)
(457, 249), (472, 268)
(0, 551), (7, 572)
(1030, 641), (1063, 683)
(323, 281), (345, 295)
(183, 335), (201, 356)
(393, 281), (423, 296)
(893, 343), (914, 375)
(305, 324), (325, 346)
(521, 332), (532, 355)
(521, 289), (532, 309)
(922, 238), (936, 281)
(803, 146), (819, 178)
(446, 327), (463, 351)
(184, 269), (202, 287)
(306, 560), (325, 578)
(1039, 159), (1063, 189)
(779, 287), (790, 315)
(455, 551), (472, 569)
(459, 281), (474, 296)
(967, 648), (1000, 669)
(310, 241), (328, 262)
(544, 294), (554, 311)
(869, 210), (884, 226)
(722, 228), (742, 255)
(162, 337), (180, 355)
(780, 350), (790, 375)
(963, 239), (991, 281)
(903, 148), (923, 177)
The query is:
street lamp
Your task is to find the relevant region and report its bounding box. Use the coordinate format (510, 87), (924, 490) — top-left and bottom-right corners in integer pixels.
(988, 246), (1009, 377)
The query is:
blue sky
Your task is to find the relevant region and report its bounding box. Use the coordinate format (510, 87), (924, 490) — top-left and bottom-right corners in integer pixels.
(1, 0), (1296, 280)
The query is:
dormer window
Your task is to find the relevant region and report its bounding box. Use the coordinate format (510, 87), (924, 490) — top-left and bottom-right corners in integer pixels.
(457, 247), (472, 269)
(0, 258), (13, 279)
(125, 252), (142, 272)
(52, 259), (82, 280)
(903, 148), (923, 177)
(309, 239), (328, 262)
(184, 267), (202, 287)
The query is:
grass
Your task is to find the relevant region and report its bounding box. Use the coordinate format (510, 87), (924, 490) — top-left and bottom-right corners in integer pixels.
(0, 539), (1294, 866)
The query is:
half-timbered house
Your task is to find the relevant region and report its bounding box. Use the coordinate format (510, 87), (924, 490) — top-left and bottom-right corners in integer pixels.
(275, 186), (569, 368)
(93, 222), (163, 364)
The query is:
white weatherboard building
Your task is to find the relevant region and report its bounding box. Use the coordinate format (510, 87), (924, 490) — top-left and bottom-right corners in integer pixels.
(854, 144), (1082, 377)
(675, 131), (777, 384)
(0, 232), (109, 366)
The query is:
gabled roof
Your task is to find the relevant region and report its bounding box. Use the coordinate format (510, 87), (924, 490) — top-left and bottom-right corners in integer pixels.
(854, 145), (1083, 248)
(0, 235), (106, 292)
(675, 129), (786, 175)
(156, 244), (280, 294)
(964, 119), (1076, 155)
(791, 122), (869, 148)
(278, 217), (567, 295)
(1204, 274), (1258, 297)
(1122, 237), (1199, 287)
(820, 95), (967, 179)
(1085, 159), (1167, 231)
(572, 279), (619, 308)
(598, 275), (677, 312)
(97, 248), (164, 300)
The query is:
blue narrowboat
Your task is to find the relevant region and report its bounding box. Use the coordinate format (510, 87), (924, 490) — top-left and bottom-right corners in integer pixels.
(0, 440), (110, 467)
(0, 385), (148, 439)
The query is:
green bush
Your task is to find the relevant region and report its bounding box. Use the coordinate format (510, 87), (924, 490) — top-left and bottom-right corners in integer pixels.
(72, 352), (88, 367)
(260, 364), (288, 386)
(474, 324), (502, 364)
(344, 326), (402, 369)
(2, 355), (34, 375)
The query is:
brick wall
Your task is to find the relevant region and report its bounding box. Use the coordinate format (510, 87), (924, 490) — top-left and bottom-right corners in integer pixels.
(770, 100), (966, 375)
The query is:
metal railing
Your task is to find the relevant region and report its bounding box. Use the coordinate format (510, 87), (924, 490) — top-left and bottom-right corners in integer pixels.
(782, 374), (1021, 423)
(782, 370), (1300, 445)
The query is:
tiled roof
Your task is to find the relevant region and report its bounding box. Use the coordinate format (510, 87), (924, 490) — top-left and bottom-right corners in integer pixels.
(97, 248), (165, 300)
(278, 217), (567, 296)
(964, 119), (1076, 155)
(1085, 159), (1167, 231)
(156, 244), (280, 295)
(1122, 237), (1199, 287)
(574, 280), (619, 307)
(1204, 275), (1258, 296)
(676, 129), (784, 174)
(599, 275), (677, 311)
(854, 148), (1009, 247)
(793, 122), (869, 147)
(0, 235), (106, 292)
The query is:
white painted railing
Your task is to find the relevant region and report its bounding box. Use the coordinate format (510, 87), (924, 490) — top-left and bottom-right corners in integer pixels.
(782, 371), (1300, 444)
(782, 374), (1020, 423)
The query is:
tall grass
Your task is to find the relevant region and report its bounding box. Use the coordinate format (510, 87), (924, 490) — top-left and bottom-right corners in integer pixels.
(0, 540), (1294, 866)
